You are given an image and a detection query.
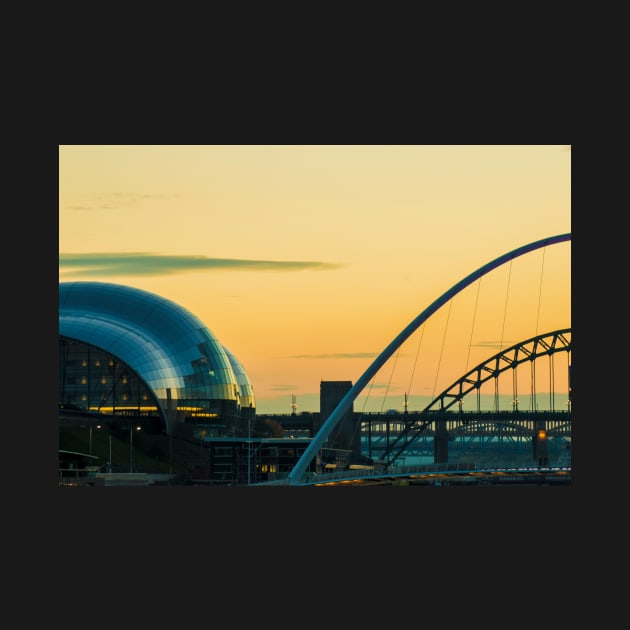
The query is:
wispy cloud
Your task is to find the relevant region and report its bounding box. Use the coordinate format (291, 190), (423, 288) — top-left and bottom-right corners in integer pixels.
(289, 352), (378, 359)
(63, 192), (184, 211)
(59, 252), (346, 278)
(270, 384), (297, 392)
(473, 340), (516, 349)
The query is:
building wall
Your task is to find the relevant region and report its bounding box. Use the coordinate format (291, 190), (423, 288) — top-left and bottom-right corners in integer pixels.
(317, 381), (361, 458)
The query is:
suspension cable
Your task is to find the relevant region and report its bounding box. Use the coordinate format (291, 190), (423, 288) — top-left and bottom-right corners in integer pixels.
(431, 298), (453, 401)
(465, 278), (482, 375)
(535, 246), (547, 338)
(499, 259), (513, 353)
(405, 323), (426, 409)
(379, 348), (400, 413)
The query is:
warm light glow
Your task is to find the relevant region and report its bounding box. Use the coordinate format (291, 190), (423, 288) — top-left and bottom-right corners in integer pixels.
(89, 405), (158, 413)
(178, 406), (219, 417)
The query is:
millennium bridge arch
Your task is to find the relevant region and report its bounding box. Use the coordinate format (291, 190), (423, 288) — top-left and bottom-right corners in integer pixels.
(287, 233), (571, 485)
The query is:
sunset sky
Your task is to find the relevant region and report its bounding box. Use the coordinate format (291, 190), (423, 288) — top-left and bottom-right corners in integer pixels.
(59, 145), (571, 415)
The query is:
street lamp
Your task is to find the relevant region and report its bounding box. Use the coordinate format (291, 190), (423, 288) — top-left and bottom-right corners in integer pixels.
(169, 430), (172, 474)
(130, 425), (141, 472)
(89, 424), (103, 461)
(248, 417), (252, 486)
(95, 424), (110, 472)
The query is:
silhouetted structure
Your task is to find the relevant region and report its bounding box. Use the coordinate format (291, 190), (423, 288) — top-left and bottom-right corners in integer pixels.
(315, 381), (362, 468)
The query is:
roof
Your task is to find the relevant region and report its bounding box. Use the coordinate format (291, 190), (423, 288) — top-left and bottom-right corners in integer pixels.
(59, 282), (254, 407)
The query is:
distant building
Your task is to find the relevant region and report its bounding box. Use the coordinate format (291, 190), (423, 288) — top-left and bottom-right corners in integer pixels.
(317, 380), (362, 464)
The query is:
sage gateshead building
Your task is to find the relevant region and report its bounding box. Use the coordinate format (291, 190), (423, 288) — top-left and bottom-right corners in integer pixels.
(59, 282), (256, 441)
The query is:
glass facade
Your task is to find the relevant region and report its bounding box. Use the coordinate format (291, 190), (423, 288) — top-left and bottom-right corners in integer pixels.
(223, 346), (256, 411)
(59, 282), (256, 435)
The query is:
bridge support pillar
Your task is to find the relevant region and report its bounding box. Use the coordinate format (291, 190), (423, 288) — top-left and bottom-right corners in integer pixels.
(533, 418), (548, 467)
(434, 418), (449, 464)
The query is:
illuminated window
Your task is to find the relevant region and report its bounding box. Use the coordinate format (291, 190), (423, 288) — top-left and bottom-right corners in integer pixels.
(101, 377), (107, 384)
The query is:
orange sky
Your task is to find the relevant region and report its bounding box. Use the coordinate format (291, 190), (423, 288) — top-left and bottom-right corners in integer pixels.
(59, 145), (571, 414)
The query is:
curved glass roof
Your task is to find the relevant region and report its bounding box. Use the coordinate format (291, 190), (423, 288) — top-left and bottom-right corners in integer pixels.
(224, 346), (256, 410)
(59, 282), (255, 410)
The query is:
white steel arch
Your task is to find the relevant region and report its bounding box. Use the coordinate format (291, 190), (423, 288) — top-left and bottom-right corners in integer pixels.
(287, 233), (571, 485)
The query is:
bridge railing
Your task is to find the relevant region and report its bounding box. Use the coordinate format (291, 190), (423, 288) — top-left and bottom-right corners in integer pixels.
(290, 461), (571, 485)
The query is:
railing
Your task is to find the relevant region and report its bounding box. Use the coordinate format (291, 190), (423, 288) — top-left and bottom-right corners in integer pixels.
(289, 461), (572, 485)
(58, 469), (155, 486)
(58, 467), (100, 486)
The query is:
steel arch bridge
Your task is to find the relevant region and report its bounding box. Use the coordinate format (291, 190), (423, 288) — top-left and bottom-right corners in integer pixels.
(283, 233), (571, 486)
(378, 327), (571, 464)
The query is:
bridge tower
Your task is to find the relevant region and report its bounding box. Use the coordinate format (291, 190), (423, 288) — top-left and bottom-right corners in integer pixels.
(434, 417), (449, 464)
(316, 381), (361, 464)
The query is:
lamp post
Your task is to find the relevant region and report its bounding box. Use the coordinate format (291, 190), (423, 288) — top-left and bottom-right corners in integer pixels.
(130, 425), (133, 472)
(169, 430), (172, 474)
(248, 418), (252, 486)
(90, 424), (104, 464)
(130, 425), (141, 473)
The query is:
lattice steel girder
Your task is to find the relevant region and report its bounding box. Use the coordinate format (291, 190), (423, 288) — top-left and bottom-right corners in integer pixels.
(425, 328), (571, 413)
